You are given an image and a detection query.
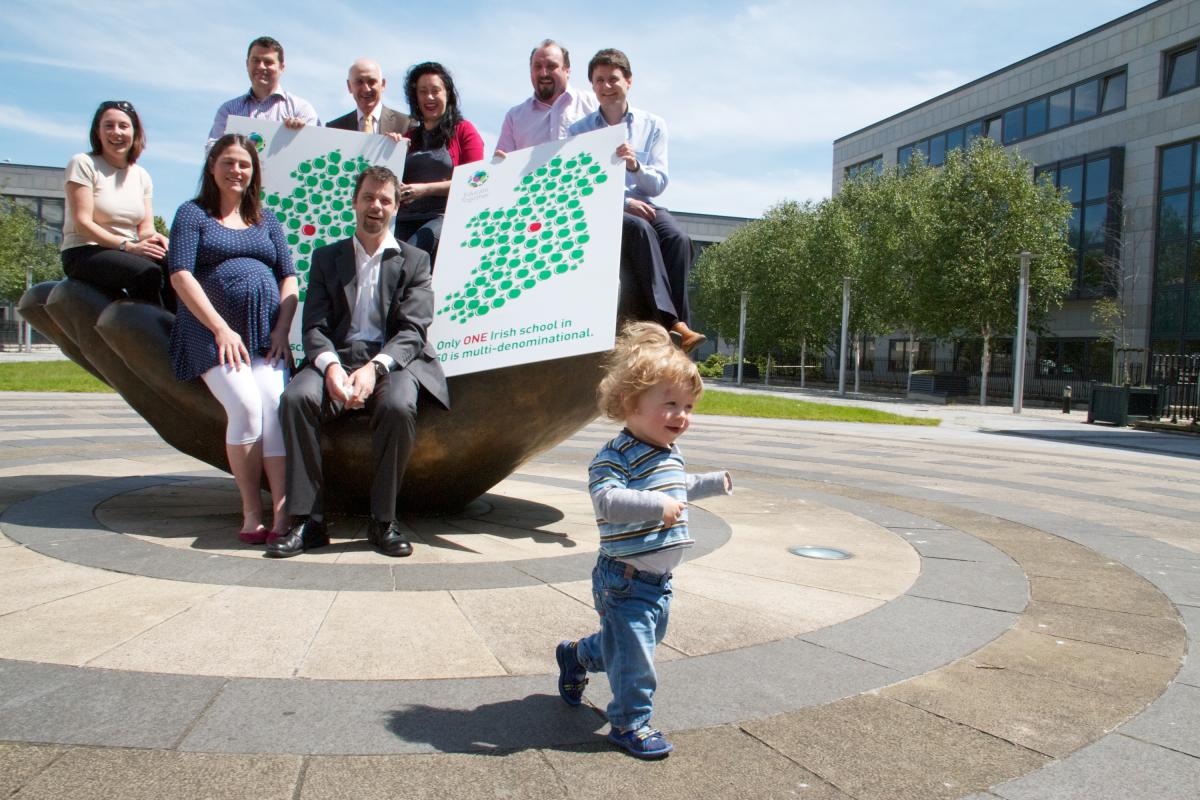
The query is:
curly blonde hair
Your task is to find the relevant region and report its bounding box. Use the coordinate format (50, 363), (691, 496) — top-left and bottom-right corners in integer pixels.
(598, 322), (703, 421)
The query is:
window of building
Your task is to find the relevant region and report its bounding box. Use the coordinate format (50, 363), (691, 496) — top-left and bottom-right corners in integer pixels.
(1048, 89), (1072, 128)
(984, 115), (1002, 143)
(1072, 79), (1099, 122)
(1151, 139), (1200, 356)
(4, 195), (65, 246)
(1002, 107), (1024, 144)
(1034, 148), (1123, 297)
(895, 67), (1126, 167)
(844, 155), (883, 180)
(1164, 42), (1199, 96)
(888, 338), (933, 372)
(1101, 72), (1126, 112)
(1025, 97), (1048, 137)
(1036, 338), (1111, 381)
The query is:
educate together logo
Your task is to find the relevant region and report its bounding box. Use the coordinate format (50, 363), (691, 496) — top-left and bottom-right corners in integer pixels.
(467, 170), (488, 188)
(439, 152), (606, 324)
(263, 147), (369, 302)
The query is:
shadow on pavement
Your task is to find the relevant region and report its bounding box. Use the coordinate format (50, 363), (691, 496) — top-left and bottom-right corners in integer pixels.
(386, 694), (607, 753)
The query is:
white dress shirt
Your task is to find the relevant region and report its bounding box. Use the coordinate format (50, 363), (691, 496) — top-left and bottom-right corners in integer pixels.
(313, 233), (399, 374)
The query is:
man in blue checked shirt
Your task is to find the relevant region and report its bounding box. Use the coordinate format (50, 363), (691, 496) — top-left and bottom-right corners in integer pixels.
(206, 36), (321, 151)
(568, 49), (705, 354)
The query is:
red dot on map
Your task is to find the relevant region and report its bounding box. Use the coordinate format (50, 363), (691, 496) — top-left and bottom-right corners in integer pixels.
(528, 222), (542, 232)
(302, 224), (316, 236)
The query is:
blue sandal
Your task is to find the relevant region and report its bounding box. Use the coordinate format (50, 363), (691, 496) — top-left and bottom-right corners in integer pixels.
(608, 725), (673, 759)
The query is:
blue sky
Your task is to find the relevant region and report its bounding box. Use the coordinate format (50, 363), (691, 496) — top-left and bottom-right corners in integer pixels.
(0, 0), (1147, 222)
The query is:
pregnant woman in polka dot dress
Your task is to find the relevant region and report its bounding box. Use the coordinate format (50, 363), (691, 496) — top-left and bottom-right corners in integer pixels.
(168, 133), (298, 544)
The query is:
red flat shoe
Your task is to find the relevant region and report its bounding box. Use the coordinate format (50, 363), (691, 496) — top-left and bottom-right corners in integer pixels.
(238, 525), (269, 545)
(264, 528), (285, 545)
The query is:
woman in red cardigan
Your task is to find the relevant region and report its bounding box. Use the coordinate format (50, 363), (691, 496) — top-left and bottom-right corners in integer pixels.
(395, 61), (484, 266)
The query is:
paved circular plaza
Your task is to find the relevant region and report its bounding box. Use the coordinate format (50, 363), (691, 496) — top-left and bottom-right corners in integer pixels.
(0, 390), (1197, 799)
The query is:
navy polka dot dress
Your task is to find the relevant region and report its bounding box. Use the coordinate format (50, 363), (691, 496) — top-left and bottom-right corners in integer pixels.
(167, 200), (296, 382)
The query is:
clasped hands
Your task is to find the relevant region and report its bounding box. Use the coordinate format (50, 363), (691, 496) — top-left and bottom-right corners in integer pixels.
(324, 362), (378, 410)
(127, 232), (169, 261)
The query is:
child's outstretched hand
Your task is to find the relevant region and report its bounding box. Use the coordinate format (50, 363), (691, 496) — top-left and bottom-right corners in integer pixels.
(662, 497), (686, 526)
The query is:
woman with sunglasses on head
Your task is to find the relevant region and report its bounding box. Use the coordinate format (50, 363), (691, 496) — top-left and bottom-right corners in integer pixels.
(168, 133), (298, 545)
(60, 100), (174, 309)
(394, 61), (484, 264)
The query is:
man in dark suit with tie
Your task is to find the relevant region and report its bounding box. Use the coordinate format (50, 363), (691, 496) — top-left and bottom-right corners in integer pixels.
(269, 165), (448, 559)
(325, 58), (410, 141)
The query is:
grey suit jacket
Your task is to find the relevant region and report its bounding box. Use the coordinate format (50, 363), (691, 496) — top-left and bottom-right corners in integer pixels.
(326, 104), (411, 135)
(301, 237), (449, 408)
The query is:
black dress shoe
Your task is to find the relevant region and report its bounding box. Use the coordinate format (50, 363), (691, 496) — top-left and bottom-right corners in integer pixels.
(265, 517), (329, 559)
(369, 518), (413, 558)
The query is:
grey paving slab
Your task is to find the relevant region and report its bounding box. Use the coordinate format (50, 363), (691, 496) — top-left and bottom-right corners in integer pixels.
(0, 662), (225, 749)
(1142, 486), (1200, 501)
(10, 748), (301, 800)
(745, 438), (812, 450)
(1117, 683), (1200, 758)
(240, 560), (396, 592)
(0, 660), (89, 714)
(800, 595), (1017, 674)
(1178, 605), (1200, 689)
(907, 558), (1028, 613)
(301, 751), (565, 800)
(648, 638), (904, 731)
(989, 734), (1200, 800)
(893, 527), (1018, 563)
(179, 676), (606, 754)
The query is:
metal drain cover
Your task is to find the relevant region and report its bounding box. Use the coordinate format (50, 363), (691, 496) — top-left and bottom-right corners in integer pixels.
(789, 546), (853, 560)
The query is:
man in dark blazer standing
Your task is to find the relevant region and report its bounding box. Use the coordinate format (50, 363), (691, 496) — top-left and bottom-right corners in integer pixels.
(268, 165), (448, 559)
(325, 58), (410, 141)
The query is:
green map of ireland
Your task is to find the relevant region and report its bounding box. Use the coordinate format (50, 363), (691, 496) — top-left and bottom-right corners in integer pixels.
(440, 153), (607, 324)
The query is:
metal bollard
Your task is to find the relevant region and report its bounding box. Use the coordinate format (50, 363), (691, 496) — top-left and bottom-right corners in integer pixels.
(1062, 385), (1072, 414)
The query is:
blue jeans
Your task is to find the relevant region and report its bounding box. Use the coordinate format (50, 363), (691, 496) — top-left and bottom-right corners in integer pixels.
(575, 555), (673, 731)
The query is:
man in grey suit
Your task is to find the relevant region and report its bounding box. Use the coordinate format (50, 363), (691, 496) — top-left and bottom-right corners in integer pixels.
(269, 166), (448, 559)
(325, 58), (410, 141)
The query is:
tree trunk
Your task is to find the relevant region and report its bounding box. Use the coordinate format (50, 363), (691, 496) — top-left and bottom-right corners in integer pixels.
(979, 333), (991, 407)
(800, 338), (807, 388)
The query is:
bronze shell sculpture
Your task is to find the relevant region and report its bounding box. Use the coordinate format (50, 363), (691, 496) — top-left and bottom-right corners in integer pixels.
(17, 277), (646, 513)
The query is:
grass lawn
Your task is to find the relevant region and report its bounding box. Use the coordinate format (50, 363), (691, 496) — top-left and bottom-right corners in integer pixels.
(0, 360), (113, 393)
(697, 388), (940, 426)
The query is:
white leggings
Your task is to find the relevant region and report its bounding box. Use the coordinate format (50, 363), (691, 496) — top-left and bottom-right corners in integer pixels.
(201, 357), (287, 456)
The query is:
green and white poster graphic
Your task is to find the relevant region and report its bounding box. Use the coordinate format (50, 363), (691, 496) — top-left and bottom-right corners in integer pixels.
(430, 125), (626, 376)
(224, 116), (408, 351)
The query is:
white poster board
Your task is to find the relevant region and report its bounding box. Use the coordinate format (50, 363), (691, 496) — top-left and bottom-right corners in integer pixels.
(429, 125), (626, 376)
(224, 116), (408, 351)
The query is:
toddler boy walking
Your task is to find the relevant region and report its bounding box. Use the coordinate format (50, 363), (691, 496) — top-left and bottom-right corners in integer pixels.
(556, 322), (731, 758)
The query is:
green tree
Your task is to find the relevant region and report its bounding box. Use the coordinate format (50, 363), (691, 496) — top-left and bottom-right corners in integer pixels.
(153, 215), (170, 238)
(928, 139), (1074, 404)
(693, 200), (838, 370)
(0, 199), (61, 303)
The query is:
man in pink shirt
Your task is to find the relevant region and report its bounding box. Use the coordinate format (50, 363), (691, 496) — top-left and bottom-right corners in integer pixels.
(494, 39), (598, 157)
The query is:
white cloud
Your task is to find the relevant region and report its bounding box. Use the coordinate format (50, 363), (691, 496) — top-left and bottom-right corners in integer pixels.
(667, 168), (831, 218)
(0, 104), (83, 142)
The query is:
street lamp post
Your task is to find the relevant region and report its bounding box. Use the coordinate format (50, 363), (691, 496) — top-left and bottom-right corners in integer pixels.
(838, 276), (851, 396)
(1012, 251), (1035, 414)
(737, 290), (749, 386)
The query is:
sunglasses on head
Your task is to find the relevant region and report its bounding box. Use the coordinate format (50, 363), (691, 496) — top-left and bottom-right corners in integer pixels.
(100, 100), (135, 114)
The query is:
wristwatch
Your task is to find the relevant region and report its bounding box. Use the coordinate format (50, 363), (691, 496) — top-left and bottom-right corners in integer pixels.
(118, 240), (128, 251)
(372, 360), (389, 380)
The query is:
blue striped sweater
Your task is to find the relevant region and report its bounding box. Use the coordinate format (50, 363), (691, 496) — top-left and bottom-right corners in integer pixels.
(589, 429), (729, 559)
